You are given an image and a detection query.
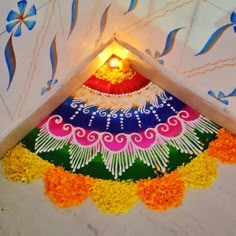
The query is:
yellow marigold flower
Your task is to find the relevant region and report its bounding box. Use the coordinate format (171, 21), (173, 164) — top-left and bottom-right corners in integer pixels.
(95, 63), (135, 84)
(3, 143), (52, 183)
(177, 152), (217, 188)
(207, 128), (236, 164)
(137, 171), (185, 211)
(91, 179), (137, 214)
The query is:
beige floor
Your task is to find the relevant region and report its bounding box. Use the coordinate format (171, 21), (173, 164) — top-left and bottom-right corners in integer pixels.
(0, 162), (236, 236)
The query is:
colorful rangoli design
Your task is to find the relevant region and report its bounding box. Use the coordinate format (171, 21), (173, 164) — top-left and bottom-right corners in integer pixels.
(2, 56), (236, 214)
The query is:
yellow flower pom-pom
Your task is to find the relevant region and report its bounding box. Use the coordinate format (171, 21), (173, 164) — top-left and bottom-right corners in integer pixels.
(91, 179), (137, 214)
(2, 143), (52, 183)
(177, 152), (217, 188)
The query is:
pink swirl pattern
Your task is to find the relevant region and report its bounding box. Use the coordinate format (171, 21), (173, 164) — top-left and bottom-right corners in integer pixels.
(157, 116), (183, 138)
(47, 115), (73, 138)
(101, 133), (128, 151)
(130, 129), (156, 149)
(74, 128), (99, 146)
(178, 107), (200, 121)
(42, 107), (201, 152)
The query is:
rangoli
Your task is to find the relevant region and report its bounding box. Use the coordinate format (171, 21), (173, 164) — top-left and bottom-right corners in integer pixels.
(2, 56), (236, 214)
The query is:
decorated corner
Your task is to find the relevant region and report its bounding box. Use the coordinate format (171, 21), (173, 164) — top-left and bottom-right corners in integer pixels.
(2, 56), (236, 214)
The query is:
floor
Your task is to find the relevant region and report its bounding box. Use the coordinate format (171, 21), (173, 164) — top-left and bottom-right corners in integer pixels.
(0, 163), (236, 236)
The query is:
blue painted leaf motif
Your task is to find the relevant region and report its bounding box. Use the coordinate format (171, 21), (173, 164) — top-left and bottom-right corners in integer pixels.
(14, 23), (22, 37)
(47, 78), (58, 87)
(232, 26), (236, 32)
(230, 11), (236, 23)
(23, 20), (36, 30)
(195, 23), (235, 56)
(41, 87), (47, 96)
(17, 0), (27, 15)
(154, 50), (161, 59)
(208, 90), (229, 105)
(123, 0), (138, 15)
(98, 4), (111, 41)
(160, 27), (184, 57)
(41, 79), (58, 96)
(47, 79), (54, 87)
(227, 88), (236, 97)
(145, 48), (152, 57)
(221, 99), (229, 105)
(218, 91), (225, 98)
(6, 10), (20, 21)
(208, 90), (216, 98)
(50, 36), (58, 79)
(6, 21), (19, 33)
(24, 5), (37, 18)
(5, 35), (16, 90)
(68, 0), (79, 38)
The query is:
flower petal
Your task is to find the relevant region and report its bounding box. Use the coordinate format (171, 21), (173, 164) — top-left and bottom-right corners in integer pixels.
(207, 128), (236, 164)
(220, 99), (229, 105)
(41, 87), (47, 96)
(208, 90), (216, 98)
(23, 20), (36, 30)
(17, 0), (27, 15)
(14, 23), (22, 37)
(230, 11), (236, 23)
(218, 91), (225, 98)
(3, 143), (52, 183)
(24, 5), (37, 18)
(154, 50), (161, 58)
(145, 48), (152, 57)
(6, 10), (20, 21)
(6, 21), (19, 33)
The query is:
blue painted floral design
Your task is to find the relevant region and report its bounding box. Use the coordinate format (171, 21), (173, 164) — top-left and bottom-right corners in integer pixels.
(230, 11), (236, 32)
(68, 0), (79, 38)
(159, 27), (184, 57)
(196, 11), (236, 56)
(208, 88), (236, 105)
(145, 49), (164, 65)
(41, 79), (58, 96)
(124, 0), (138, 15)
(6, 0), (37, 37)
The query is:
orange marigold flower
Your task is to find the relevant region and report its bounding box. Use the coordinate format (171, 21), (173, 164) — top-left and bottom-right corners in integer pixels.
(207, 128), (236, 164)
(44, 166), (94, 208)
(137, 171), (185, 211)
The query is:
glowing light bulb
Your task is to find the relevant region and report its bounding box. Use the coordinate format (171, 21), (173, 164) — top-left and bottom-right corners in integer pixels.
(109, 57), (120, 68)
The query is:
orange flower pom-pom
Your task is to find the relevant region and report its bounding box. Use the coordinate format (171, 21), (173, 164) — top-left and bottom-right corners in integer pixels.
(137, 171), (185, 211)
(44, 166), (94, 208)
(207, 128), (236, 164)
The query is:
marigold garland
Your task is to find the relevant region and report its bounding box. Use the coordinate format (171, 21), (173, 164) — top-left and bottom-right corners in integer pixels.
(2, 127), (236, 213)
(137, 171), (185, 211)
(207, 128), (236, 164)
(91, 179), (138, 214)
(44, 166), (94, 208)
(2, 143), (52, 183)
(95, 63), (136, 84)
(177, 152), (217, 188)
